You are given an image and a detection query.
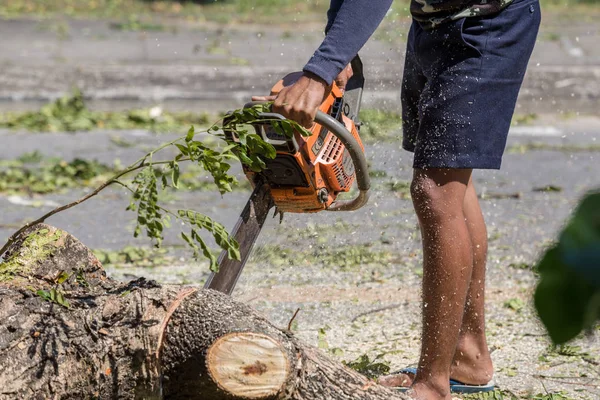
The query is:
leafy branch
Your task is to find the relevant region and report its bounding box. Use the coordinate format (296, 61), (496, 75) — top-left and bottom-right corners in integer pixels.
(0, 103), (310, 272)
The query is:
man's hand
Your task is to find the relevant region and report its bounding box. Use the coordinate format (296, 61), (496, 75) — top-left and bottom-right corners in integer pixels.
(335, 63), (353, 93)
(251, 64), (351, 129)
(253, 72), (330, 129)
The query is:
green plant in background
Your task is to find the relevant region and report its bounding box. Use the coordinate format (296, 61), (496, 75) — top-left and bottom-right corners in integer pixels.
(0, 103), (311, 272)
(0, 153), (116, 195)
(0, 151), (251, 196)
(92, 246), (171, 268)
(461, 390), (574, 400)
(504, 298), (525, 313)
(534, 191), (600, 344)
(251, 243), (394, 270)
(0, 89), (212, 133)
(343, 354), (390, 380)
(358, 109), (403, 142)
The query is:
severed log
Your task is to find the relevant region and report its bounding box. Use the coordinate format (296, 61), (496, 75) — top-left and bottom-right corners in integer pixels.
(0, 224), (407, 400)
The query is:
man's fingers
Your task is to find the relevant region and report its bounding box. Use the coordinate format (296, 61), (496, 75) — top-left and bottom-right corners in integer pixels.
(273, 103), (313, 129)
(334, 64), (353, 92)
(251, 95), (277, 101)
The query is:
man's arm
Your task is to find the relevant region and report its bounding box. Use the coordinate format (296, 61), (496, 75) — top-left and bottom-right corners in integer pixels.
(266, 0), (392, 128)
(303, 0), (392, 85)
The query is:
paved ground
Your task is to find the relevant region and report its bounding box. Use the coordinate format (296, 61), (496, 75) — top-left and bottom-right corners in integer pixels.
(1, 113), (599, 398)
(1, 10), (600, 400)
(0, 15), (599, 115)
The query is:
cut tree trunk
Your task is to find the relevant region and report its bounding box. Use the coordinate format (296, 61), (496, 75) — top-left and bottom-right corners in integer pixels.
(0, 224), (407, 400)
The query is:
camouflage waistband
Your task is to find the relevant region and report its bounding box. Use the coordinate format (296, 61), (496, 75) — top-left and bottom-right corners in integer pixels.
(411, 0), (514, 30)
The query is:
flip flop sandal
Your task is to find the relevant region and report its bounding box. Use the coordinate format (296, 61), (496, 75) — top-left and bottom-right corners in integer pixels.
(387, 367), (495, 394)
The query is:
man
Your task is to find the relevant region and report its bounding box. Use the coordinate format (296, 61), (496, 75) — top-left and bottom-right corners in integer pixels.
(255, 0), (540, 398)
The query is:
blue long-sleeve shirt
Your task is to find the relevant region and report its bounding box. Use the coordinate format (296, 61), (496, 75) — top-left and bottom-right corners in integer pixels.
(302, 0), (393, 85)
(302, 0), (514, 83)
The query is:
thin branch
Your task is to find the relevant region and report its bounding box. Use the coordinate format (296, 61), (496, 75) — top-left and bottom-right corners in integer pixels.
(287, 308), (301, 332)
(0, 157), (189, 256)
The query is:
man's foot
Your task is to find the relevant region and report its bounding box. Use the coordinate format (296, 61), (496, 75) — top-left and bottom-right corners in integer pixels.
(377, 339), (494, 392)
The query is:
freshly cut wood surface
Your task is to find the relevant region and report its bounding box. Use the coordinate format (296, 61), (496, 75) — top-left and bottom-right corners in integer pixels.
(207, 332), (290, 398)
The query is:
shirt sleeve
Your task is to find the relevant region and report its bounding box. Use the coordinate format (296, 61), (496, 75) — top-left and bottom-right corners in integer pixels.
(303, 0), (392, 84)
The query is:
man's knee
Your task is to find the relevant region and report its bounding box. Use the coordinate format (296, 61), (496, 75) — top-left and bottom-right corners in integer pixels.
(410, 169), (471, 223)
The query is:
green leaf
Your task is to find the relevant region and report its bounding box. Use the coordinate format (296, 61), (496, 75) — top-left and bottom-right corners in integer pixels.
(534, 191), (600, 344)
(36, 289), (51, 301)
(318, 327), (329, 349)
(193, 232), (218, 272)
(55, 290), (70, 308)
(172, 163), (180, 188)
(56, 271), (70, 285)
(535, 246), (597, 344)
(186, 126), (195, 142)
(175, 143), (189, 156)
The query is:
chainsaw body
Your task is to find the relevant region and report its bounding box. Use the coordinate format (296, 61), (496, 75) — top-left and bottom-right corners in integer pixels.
(241, 73), (366, 213)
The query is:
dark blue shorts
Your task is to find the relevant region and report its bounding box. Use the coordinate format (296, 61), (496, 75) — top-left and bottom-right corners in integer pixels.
(401, 0), (541, 169)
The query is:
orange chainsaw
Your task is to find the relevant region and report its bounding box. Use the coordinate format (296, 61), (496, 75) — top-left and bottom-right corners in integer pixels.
(204, 56), (370, 294)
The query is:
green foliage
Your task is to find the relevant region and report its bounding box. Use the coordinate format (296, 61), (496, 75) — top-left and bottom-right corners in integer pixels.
(0, 228), (63, 281)
(0, 153), (115, 195)
(512, 113), (538, 126)
(251, 243), (394, 270)
(534, 191), (600, 344)
(0, 102), (318, 274)
(531, 393), (573, 400)
(317, 326), (330, 349)
(116, 103), (302, 270)
(178, 210), (240, 272)
(509, 262), (532, 270)
(0, 0), (329, 24)
(507, 142), (600, 154)
(462, 389), (574, 400)
(533, 185), (563, 193)
(462, 389), (517, 400)
(109, 15), (165, 31)
(221, 102), (309, 171)
(343, 354), (390, 380)
(386, 179), (411, 198)
(0, 150), (248, 196)
(36, 288), (70, 308)
(92, 246), (170, 268)
(0, 89), (211, 133)
(504, 298), (525, 313)
(547, 343), (589, 358)
(359, 109), (403, 142)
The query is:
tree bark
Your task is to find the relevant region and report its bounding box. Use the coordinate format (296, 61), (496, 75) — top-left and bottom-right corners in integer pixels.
(0, 224), (406, 400)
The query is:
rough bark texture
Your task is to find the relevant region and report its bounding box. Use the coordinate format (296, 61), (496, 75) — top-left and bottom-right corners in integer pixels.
(0, 224), (406, 400)
(0, 224), (177, 399)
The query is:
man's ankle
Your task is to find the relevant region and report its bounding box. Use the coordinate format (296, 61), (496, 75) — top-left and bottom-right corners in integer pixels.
(451, 334), (494, 384)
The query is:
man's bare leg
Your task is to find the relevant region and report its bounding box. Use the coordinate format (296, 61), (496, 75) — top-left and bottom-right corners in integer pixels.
(378, 169), (492, 398)
(451, 178), (494, 385)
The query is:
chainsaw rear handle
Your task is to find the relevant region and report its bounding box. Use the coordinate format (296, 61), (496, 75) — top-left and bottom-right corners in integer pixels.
(243, 102), (370, 211)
